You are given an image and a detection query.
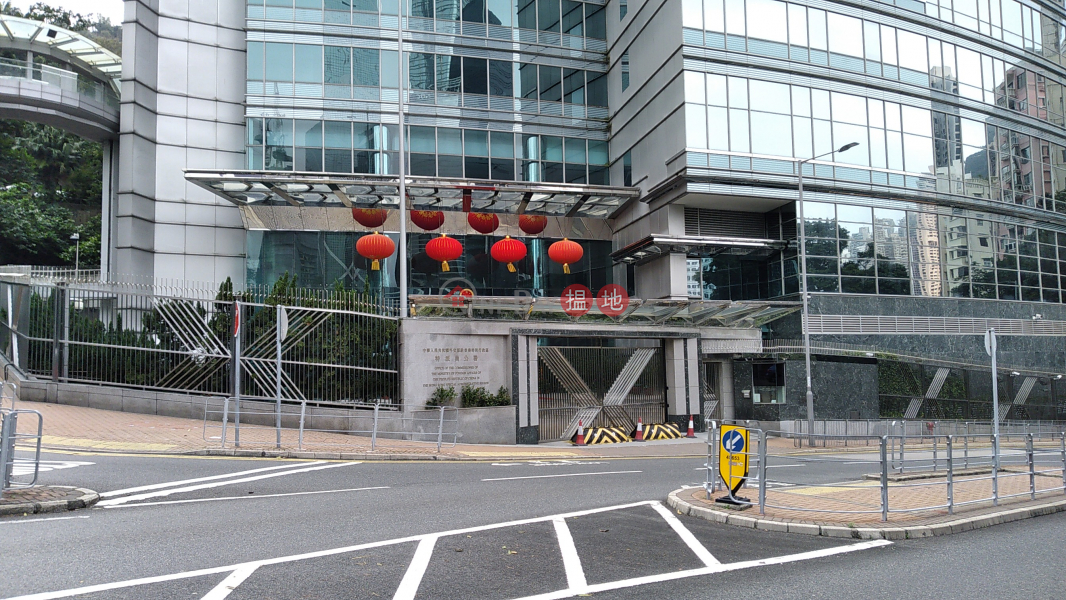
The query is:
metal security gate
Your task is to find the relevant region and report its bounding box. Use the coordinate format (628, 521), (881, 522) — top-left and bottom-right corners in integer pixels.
(537, 345), (666, 442)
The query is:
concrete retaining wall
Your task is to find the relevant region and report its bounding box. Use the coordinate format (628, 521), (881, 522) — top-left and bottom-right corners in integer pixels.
(15, 378), (517, 444)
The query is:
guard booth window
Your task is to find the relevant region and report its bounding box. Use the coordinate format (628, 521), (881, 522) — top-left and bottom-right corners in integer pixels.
(752, 362), (785, 404)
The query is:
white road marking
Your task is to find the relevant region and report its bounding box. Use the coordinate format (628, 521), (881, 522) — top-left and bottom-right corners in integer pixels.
(552, 517), (587, 590)
(97, 462), (357, 506)
(200, 565), (259, 600)
(491, 460), (607, 467)
(391, 536), (438, 600)
(482, 470), (641, 482)
(2, 501), (659, 600)
(648, 502), (720, 566)
(100, 463), (324, 498)
(509, 540), (894, 600)
(101, 486), (389, 509)
(0, 501), (891, 600)
(0, 515), (90, 525)
(11, 460), (94, 476)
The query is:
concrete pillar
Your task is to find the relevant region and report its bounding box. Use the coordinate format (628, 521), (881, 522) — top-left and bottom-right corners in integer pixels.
(514, 334), (539, 444)
(635, 253), (689, 300)
(664, 338), (700, 427)
(720, 360), (735, 421)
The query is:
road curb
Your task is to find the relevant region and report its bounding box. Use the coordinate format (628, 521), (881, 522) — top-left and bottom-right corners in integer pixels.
(33, 442), (704, 462)
(666, 489), (1066, 539)
(0, 486), (99, 517)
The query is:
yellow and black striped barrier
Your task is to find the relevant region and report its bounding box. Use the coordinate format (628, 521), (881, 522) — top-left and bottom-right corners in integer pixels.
(573, 426), (632, 444)
(641, 422), (683, 440)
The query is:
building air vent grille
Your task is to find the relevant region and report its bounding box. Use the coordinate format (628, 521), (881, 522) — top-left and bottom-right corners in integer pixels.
(684, 207), (767, 239)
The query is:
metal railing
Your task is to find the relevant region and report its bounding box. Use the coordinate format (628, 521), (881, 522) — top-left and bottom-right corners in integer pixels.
(0, 278), (399, 404)
(1, 408), (43, 495)
(203, 398), (459, 453)
(705, 421), (1066, 522)
(0, 57), (119, 109)
(784, 419), (1066, 448)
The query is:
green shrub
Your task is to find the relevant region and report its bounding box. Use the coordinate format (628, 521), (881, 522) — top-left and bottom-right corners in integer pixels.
(460, 384), (512, 408)
(426, 386), (457, 407)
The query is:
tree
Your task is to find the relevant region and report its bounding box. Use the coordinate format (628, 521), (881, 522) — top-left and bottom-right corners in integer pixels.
(0, 185), (78, 265)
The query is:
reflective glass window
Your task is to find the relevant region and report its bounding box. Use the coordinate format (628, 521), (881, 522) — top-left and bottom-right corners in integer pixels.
(265, 43), (293, 81)
(827, 13), (863, 57)
(324, 47), (351, 85)
(410, 53), (435, 90)
(749, 80), (789, 114)
(322, 122), (351, 149)
(294, 45), (322, 83)
(353, 48), (380, 87)
(247, 42), (264, 80)
(746, 0), (787, 43)
(462, 57), (488, 95)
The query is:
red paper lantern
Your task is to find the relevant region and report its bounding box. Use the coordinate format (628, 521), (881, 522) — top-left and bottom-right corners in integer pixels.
(352, 208), (388, 228)
(356, 232), (395, 271)
(518, 214), (548, 235)
(425, 234), (463, 272)
(467, 212), (500, 234)
(548, 238), (583, 274)
(491, 236), (527, 273)
(411, 210), (445, 231)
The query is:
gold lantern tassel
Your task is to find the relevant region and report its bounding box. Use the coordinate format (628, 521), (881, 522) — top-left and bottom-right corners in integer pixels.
(372, 259), (380, 271)
(442, 261), (450, 272)
(507, 262), (516, 273)
(563, 263), (571, 274)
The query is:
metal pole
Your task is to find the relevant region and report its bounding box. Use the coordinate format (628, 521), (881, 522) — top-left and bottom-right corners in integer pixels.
(275, 307), (283, 450)
(436, 405), (445, 452)
(880, 436), (889, 522)
(220, 397), (229, 447)
(298, 399), (307, 451)
(992, 433), (999, 506)
(933, 430), (938, 472)
(964, 432), (969, 469)
(1027, 433), (1035, 500)
(989, 328), (1000, 471)
(946, 435), (954, 515)
(1060, 431), (1065, 495)
(758, 429), (767, 515)
(233, 301), (241, 448)
(372, 402), (380, 451)
(900, 421), (906, 474)
(396, 0), (408, 317)
(797, 160), (814, 448)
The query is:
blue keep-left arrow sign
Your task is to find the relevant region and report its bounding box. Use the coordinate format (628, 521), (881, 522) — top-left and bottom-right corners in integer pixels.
(722, 429), (745, 453)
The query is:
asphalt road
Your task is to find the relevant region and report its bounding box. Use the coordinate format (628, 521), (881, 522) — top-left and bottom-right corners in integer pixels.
(1, 450), (1064, 599)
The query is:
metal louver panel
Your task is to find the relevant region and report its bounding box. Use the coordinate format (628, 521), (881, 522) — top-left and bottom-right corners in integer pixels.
(807, 315), (1066, 336)
(684, 207), (767, 239)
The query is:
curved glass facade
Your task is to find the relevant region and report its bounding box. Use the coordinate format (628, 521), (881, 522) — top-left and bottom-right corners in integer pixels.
(677, 0), (1066, 304)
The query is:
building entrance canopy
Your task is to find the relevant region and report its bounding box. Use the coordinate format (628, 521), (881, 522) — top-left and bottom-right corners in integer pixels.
(409, 295), (799, 328)
(186, 170), (641, 219)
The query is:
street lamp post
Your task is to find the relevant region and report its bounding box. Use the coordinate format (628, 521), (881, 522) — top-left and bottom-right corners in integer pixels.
(70, 232), (80, 280)
(797, 142), (858, 447)
(396, 0), (408, 317)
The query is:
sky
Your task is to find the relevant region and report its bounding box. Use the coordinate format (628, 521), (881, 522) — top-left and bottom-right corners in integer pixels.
(9, 0), (124, 24)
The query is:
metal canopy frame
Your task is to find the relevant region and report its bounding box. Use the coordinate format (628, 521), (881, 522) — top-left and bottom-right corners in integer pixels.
(408, 295), (800, 328)
(0, 15), (121, 91)
(185, 170), (642, 219)
(612, 235), (790, 266)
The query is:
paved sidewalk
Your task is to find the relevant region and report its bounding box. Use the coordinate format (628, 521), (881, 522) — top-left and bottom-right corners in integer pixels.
(12, 400), (719, 460)
(670, 469), (1066, 539)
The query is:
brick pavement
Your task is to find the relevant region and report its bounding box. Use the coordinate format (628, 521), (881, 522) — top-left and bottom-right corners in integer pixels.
(681, 468), (1066, 528)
